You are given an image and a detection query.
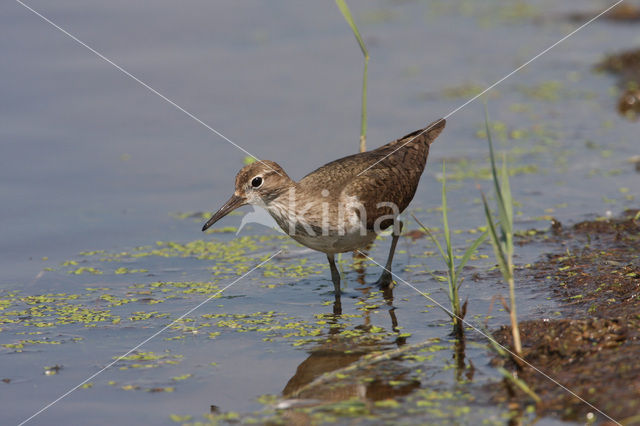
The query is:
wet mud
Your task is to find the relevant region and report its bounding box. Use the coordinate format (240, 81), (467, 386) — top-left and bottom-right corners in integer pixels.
(596, 48), (640, 119)
(566, 3), (640, 24)
(492, 209), (640, 424)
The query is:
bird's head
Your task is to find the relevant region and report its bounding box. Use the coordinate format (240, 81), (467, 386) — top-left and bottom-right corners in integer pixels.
(202, 160), (292, 231)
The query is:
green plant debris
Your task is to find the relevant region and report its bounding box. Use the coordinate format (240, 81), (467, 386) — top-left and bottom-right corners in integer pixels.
(169, 414), (192, 423)
(114, 267), (148, 275)
(518, 80), (563, 101)
(68, 267), (103, 275)
(204, 226), (238, 234)
(0, 229), (332, 350)
(149, 386), (174, 393)
(171, 373), (192, 381)
(516, 80), (595, 102)
(441, 83), (488, 99)
(44, 365), (62, 375)
(129, 311), (170, 322)
(115, 351), (183, 370)
(443, 158), (538, 181)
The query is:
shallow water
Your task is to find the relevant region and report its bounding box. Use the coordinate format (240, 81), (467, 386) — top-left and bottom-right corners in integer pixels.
(1, 0), (639, 424)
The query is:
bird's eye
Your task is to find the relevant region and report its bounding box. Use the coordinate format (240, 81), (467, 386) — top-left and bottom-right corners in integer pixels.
(251, 176), (263, 188)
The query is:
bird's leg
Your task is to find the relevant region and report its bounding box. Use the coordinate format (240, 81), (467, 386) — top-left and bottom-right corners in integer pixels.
(332, 295), (342, 316)
(382, 284), (406, 347)
(375, 219), (404, 288)
(327, 253), (342, 296)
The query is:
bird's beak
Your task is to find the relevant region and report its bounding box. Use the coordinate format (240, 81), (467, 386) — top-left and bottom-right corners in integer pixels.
(202, 194), (247, 231)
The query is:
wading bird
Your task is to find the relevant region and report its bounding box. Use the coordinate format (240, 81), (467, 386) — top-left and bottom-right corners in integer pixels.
(202, 119), (445, 295)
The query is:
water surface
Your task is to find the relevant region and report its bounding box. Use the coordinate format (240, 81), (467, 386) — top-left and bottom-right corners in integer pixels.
(1, 0), (638, 424)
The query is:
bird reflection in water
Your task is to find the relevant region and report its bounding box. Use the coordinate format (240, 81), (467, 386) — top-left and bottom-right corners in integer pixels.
(279, 258), (419, 421)
(207, 253), (475, 421)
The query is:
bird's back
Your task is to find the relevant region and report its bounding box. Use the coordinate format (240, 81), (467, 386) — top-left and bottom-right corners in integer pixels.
(297, 119), (445, 229)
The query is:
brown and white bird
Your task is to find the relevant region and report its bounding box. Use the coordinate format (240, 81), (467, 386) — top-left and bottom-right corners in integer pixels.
(202, 119), (446, 294)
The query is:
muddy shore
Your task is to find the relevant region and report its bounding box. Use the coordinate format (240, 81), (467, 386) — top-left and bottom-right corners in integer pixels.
(492, 209), (640, 424)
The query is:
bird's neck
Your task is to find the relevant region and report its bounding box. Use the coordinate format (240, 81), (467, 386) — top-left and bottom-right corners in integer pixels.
(262, 184), (319, 236)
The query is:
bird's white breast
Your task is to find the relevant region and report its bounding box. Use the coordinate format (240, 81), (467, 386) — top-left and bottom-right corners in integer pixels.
(263, 194), (377, 254)
(290, 230), (377, 254)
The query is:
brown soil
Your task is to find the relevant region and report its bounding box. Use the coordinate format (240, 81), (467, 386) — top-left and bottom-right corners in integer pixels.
(567, 4), (640, 23)
(492, 209), (640, 424)
(596, 48), (640, 119)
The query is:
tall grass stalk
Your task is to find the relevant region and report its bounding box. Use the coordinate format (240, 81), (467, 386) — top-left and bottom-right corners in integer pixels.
(335, 0), (369, 152)
(480, 107), (522, 356)
(413, 162), (487, 336)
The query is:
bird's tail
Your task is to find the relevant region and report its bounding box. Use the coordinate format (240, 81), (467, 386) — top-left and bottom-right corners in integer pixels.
(397, 118), (446, 146)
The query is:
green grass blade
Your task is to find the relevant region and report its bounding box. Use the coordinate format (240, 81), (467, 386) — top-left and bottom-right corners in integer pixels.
(411, 214), (448, 264)
(335, 0), (369, 152)
(496, 367), (541, 404)
(360, 56), (369, 152)
(427, 229), (448, 266)
(500, 152), (514, 255)
(335, 0), (369, 58)
(481, 193), (510, 281)
(485, 332), (507, 357)
(441, 162), (454, 272)
(440, 168), (458, 315)
(500, 153), (513, 225)
(484, 104), (512, 241)
(455, 230), (488, 283)
(484, 103), (502, 206)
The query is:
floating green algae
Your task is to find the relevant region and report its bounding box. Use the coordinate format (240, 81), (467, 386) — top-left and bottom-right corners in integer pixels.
(115, 350), (183, 370)
(186, 335), (514, 426)
(0, 292), (115, 330)
(114, 267), (148, 275)
(1, 201), (515, 425)
(68, 267), (103, 275)
(0, 232), (296, 349)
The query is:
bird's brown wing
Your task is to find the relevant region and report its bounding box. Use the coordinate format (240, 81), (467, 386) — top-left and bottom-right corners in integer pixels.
(299, 119), (445, 193)
(297, 149), (386, 195)
(341, 119), (445, 230)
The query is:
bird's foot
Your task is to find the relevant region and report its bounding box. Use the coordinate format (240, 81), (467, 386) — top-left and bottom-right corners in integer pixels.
(374, 270), (394, 288)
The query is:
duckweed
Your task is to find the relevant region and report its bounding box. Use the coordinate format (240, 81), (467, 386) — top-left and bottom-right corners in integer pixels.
(116, 351), (183, 370)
